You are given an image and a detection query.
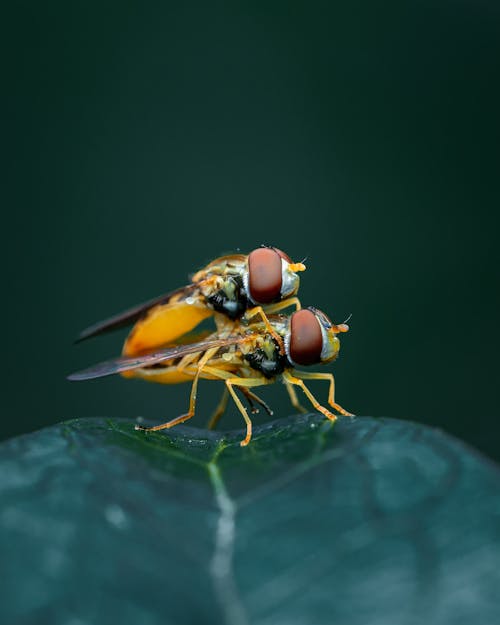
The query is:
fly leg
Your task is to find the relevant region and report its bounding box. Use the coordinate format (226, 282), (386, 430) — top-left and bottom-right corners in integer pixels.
(174, 351), (206, 375)
(285, 381), (308, 414)
(224, 377), (270, 446)
(243, 306), (285, 353)
(256, 296), (302, 314)
(206, 378), (265, 432)
(290, 370), (353, 416)
(207, 388), (230, 430)
(201, 366), (270, 446)
(205, 370), (272, 431)
(240, 387), (260, 414)
(240, 388), (273, 417)
(282, 371), (337, 422)
(135, 348), (217, 432)
(244, 297), (301, 355)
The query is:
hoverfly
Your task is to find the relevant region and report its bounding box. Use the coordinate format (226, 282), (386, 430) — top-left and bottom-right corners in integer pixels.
(69, 307), (352, 446)
(76, 246), (306, 357)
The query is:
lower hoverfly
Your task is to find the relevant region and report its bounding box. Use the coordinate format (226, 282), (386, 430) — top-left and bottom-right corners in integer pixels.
(69, 307), (352, 446)
(76, 246), (306, 356)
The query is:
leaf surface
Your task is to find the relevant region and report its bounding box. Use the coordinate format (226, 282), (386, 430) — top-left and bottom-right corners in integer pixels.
(1, 415), (499, 625)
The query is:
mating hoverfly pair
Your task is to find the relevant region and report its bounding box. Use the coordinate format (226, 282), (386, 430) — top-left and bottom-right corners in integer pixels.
(69, 246), (352, 446)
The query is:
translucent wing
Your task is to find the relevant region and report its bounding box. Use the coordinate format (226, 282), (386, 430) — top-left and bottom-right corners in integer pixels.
(75, 284), (196, 343)
(68, 336), (245, 381)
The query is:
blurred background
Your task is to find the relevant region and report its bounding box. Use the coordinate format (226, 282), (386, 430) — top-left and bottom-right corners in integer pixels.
(4, 1), (499, 459)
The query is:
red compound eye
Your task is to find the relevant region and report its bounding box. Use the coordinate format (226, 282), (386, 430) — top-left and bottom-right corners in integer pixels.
(247, 248), (283, 303)
(289, 309), (323, 365)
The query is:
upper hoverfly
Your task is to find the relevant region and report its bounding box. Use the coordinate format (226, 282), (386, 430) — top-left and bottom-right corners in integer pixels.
(76, 246), (306, 357)
(69, 307), (353, 446)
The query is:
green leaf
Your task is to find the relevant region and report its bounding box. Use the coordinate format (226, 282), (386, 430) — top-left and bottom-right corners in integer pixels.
(1, 415), (500, 625)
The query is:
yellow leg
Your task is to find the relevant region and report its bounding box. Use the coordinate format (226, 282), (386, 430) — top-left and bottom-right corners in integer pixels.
(291, 370), (353, 416)
(261, 296), (301, 313)
(244, 297), (301, 350)
(282, 371), (337, 422)
(224, 377), (270, 447)
(175, 351), (202, 374)
(135, 349), (217, 432)
(207, 388), (230, 430)
(199, 366), (271, 445)
(204, 367), (272, 425)
(285, 381), (308, 414)
(244, 306), (285, 353)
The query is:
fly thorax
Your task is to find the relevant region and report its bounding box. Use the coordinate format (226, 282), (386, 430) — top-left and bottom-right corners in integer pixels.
(206, 276), (248, 320)
(244, 337), (286, 379)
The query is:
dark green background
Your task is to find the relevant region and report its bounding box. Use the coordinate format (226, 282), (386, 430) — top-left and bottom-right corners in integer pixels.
(5, 2), (500, 459)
